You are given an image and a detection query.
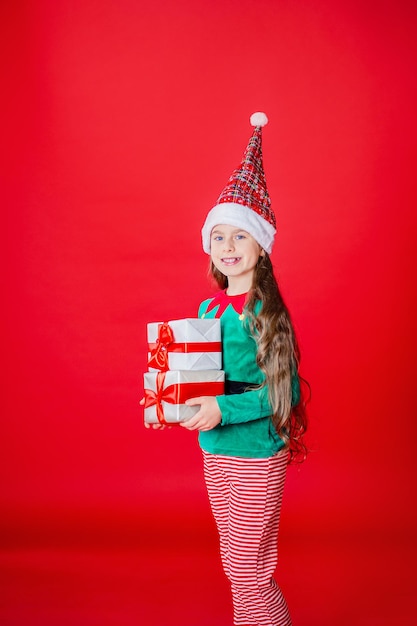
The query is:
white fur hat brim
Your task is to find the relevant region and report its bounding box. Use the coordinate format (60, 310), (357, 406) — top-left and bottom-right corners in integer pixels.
(201, 202), (276, 255)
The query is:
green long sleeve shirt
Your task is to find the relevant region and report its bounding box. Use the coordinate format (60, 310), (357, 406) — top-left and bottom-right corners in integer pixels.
(198, 290), (300, 458)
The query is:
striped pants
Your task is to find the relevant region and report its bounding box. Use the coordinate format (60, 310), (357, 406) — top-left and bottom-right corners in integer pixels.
(203, 450), (291, 626)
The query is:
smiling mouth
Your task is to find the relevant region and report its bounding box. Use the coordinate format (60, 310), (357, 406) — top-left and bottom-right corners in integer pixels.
(221, 257), (241, 265)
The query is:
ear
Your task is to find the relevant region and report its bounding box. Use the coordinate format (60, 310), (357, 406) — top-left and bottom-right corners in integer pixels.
(259, 248), (266, 257)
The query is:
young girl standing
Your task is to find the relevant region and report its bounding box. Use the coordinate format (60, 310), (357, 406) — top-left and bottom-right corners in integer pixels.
(180, 112), (307, 626)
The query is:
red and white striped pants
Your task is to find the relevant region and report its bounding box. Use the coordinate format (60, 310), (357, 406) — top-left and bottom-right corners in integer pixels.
(203, 450), (291, 626)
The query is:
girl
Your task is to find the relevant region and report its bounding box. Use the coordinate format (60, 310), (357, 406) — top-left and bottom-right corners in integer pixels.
(179, 113), (308, 626)
(144, 112), (307, 626)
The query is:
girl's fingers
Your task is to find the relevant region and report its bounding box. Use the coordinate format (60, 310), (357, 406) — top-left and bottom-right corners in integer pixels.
(185, 397), (203, 407)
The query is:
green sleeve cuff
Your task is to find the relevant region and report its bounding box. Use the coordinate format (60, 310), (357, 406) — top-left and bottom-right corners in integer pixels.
(217, 386), (272, 426)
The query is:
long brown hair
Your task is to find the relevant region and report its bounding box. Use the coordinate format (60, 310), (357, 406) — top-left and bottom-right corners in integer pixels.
(210, 253), (308, 462)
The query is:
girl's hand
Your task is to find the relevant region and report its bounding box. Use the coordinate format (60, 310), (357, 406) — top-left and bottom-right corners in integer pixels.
(140, 397), (169, 430)
(180, 396), (222, 432)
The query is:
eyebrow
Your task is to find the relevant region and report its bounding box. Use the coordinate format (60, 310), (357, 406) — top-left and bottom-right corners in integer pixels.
(211, 228), (247, 235)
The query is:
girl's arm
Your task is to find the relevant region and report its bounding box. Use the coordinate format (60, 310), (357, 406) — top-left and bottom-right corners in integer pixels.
(179, 388), (269, 431)
(218, 374), (300, 425)
(180, 375), (300, 431)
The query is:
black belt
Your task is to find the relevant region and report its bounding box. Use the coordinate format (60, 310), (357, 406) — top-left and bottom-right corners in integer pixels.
(225, 380), (255, 395)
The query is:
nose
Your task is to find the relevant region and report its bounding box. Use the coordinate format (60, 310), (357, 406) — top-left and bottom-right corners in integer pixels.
(222, 237), (234, 252)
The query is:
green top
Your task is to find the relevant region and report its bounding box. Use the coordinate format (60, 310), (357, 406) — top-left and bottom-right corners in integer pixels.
(198, 290), (300, 458)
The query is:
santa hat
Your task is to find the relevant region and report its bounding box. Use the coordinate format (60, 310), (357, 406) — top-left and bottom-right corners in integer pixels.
(202, 112), (276, 255)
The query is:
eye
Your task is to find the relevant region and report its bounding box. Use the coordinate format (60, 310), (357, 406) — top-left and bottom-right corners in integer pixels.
(212, 235), (223, 241)
(235, 234), (245, 240)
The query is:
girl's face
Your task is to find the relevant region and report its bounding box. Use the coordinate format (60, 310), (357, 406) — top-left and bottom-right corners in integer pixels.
(210, 224), (263, 291)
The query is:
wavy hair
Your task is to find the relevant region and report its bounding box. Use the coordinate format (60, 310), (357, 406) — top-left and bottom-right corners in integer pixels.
(209, 253), (308, 463)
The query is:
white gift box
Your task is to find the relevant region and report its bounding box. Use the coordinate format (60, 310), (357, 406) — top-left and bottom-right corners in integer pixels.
(144, 369), (225, 424)
(147, 318), (222, 372)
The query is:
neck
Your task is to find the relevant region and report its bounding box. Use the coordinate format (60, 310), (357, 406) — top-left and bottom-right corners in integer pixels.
(226, 275), (253, 296)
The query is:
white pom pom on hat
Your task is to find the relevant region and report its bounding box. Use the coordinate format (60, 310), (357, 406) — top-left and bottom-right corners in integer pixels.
(250, 111), (268, 127)
(201, 111), (276, 255)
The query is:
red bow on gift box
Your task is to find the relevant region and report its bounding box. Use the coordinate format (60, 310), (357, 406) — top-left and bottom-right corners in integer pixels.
(147, 322), (222, 372)
(147, 322), (174, 371)
(144, 372), (224, 425)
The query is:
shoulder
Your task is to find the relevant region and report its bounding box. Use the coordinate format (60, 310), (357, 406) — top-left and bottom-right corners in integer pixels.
(198, 293), (221, 318)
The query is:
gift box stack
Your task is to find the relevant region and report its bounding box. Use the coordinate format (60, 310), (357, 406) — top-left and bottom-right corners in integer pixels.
(143, 318), (225, 425)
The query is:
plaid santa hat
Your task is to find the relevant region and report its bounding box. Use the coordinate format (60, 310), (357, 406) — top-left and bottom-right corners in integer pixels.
(202, 112), (276, 254)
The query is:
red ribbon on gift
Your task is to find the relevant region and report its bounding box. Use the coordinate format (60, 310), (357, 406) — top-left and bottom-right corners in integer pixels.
(144, 371), (224, 425)
(147, 323), (174, 371)
(148, 322), (221, 372)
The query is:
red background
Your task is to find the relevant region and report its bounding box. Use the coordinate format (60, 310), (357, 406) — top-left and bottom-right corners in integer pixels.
(2, 1), (417, 624)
